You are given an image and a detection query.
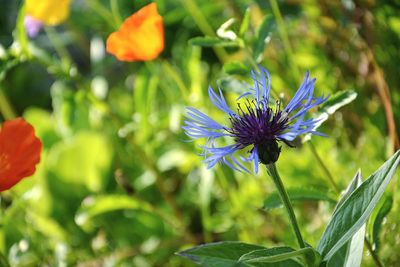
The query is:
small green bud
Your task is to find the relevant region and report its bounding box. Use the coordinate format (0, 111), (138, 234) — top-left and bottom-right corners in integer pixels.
(257, 140), (281, 164)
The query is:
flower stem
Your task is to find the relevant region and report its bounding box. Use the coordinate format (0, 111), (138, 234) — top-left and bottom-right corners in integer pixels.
(0, 251), (10, 267)
(269, 0), (300, 80)
(0, 90), (16, 120)
(266, 163), (306, 249)
(308, 141), (340, 193)
(110, 0), (122, 27)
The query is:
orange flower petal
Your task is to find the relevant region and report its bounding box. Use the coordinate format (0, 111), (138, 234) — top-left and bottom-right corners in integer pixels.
(0, 118), (42, 191)
(106, 3), (164, 61)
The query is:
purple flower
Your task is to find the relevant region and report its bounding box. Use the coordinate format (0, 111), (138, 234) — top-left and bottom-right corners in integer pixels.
(183, 67), (328, 173)
(24, 15), (43, 38)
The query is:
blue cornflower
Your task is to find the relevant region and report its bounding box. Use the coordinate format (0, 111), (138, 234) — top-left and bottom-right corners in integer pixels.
(183, 67), (328, 173)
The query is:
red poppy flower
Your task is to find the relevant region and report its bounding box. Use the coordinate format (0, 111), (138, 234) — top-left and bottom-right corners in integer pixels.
(106, 3), (164, 61)
(0, 118), (42, 192)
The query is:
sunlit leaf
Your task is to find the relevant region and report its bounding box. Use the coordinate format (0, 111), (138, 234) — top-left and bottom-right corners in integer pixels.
(252, 15), (273, 62)
(239, 7), (251, 36)
(223, 61), (251, 75)
(75, 195), (153, 232)
(47, 132), (113, 192)
(317, 150), (400, 261)
(217, 76), (252, 95)
(239, 246), (315, 266)
(327, 171), (365, 267)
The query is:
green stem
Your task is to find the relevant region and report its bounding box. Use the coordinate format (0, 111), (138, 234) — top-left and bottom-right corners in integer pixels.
(269, 0), (300, 80)
(0, 90), (16, 120)
(308, 142), (340, 193)
(364, 237), (384, 267)
(44, 27), (72, 67)
(110, 0), (122, 26)
(0, 251), (10, 267)
(86, 0), (115, 28)
(159, 61), (190, 103)
(266, 163), (305, 249)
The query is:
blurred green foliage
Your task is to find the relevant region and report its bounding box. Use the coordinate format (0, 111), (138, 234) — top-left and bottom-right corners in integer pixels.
(0, 0), (399, 266)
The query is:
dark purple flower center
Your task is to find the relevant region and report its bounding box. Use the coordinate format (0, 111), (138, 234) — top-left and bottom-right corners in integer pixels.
(226, 100), (290, 164)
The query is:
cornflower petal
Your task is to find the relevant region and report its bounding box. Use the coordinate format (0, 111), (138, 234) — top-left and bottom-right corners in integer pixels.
(284, 72), (313, 114)
(288, 94), (328, 121)
(185, 107), (225, 130)
(208, 87), (236, 115)
(238, 67), (271, 107)
(201, 144), (249, 173)
(183, 106), (229, 141)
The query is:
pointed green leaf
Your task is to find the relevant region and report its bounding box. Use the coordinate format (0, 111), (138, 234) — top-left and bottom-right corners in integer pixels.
(217, 76), (252, 95)
(319, 90), (357, 115)
(327, 171), (365, 267)
(189, 36), (241, 47)
(317, 150), (400, 261)
(239, 7), (251, 36)
(240, 246), (317, 266)
(368, 193), (393, 252)
(177, 241), (264, 267)
(252, 15), (274, 62)
(75, 195), (153, 231)
(303, 90), (357, 142)
(334, 170), (363, 212)
(223, 61), (251, 75)
(263, 187), (336, 210)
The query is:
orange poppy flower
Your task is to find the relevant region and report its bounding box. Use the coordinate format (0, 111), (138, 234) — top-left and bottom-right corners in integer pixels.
(0, 118), (42, 192)
(106, 3), (164, 61)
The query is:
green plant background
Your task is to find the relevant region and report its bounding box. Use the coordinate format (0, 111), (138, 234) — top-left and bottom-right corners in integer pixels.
(0, 0), (399, 266)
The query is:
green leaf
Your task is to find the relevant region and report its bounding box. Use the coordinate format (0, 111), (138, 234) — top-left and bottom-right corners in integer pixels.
(177, 241), (265, 267)
(252, 15), (274, 62)
(319, 90), (358, 115)
(327, 171), (365, 267)
(47, 132), (113, 192)
(317, 150), (400, 262)
(334, 170), (363, 212)
(217, 76), (252, 95)
(263, 187), (336, 210)
(367, 193), (393, 252)
(239, 7), (251, 36)
(223, 61), (251, 75)
(75, 195), (153, 232)
(239, 246), (316, 266)
(189, 36), (241, 47)
(303, 90), (357, 142)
